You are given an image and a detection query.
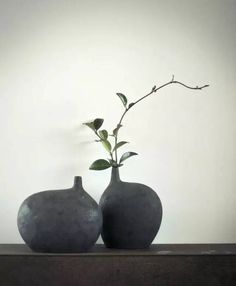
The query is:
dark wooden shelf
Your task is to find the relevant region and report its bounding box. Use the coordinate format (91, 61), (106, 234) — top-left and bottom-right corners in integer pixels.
(0, 244), (235, 286)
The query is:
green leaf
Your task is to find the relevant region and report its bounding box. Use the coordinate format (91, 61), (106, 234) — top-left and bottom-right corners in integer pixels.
(113, 141), (129, 152)
(113, 128), (118, 136)
(89, 159), (111, 170)
(119, 152), (138, 163)
(83, 121), (95, 131)
(94, 118), (104, 130)
(113, 124), (122, 136)
(128, 102), (135, 109)
(83, 118), (104, 131)
(99, 129), (108, 140)
(101, 140), (112, 152)
(116, 93), (128, 108)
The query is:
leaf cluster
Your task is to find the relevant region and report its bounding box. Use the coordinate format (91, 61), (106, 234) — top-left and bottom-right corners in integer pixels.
(83, 93), (138, 170)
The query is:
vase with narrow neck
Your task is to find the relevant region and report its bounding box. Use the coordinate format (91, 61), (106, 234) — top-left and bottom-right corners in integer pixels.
(17, 176), (102, 253)
(99, 167), (163, 249)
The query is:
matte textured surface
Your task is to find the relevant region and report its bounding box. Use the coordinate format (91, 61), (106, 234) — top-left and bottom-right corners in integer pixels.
(17, 177), (102, 252)
(0, 244), (235, 286)
(100, 167), (162, 249)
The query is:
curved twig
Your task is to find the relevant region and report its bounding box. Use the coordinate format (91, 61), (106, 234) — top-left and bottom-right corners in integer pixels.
(114, 76), (209, 163)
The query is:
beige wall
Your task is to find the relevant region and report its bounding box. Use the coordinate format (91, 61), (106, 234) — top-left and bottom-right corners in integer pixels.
(0, 0), (235, 243)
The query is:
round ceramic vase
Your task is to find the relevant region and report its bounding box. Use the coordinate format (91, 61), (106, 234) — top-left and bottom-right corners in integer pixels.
(17, 176), (102, 253)
(99, 167), (162, 249)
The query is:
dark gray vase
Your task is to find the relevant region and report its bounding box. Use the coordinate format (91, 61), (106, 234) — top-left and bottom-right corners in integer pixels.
(17, 176), (102, 253)
(99, 167), (162, 249)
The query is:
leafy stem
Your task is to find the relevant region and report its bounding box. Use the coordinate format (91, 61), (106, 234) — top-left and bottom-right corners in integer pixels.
(84, 76), (209, 170)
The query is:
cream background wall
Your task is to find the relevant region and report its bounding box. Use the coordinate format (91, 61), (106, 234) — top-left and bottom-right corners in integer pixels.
(0, 0), (235, 243)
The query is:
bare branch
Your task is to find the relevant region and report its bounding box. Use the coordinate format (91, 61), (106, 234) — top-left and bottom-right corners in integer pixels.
(113, 77), (209, 163)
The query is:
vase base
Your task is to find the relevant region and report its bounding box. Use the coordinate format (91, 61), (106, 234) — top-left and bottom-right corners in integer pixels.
(104, 242), (152, 250)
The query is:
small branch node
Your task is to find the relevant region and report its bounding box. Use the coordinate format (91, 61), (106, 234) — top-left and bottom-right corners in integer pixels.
(152, 85), (157, 92)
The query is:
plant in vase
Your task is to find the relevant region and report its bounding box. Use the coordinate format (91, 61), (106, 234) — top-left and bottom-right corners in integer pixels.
(84, 76), (209, 249)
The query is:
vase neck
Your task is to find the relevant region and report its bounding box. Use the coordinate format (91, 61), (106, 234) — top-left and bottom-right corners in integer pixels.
(73, 176), (83, 190)
(110, 167), (121, 183)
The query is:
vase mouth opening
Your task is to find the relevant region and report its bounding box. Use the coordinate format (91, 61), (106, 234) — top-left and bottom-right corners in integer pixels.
(74, 176), (82, 180)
